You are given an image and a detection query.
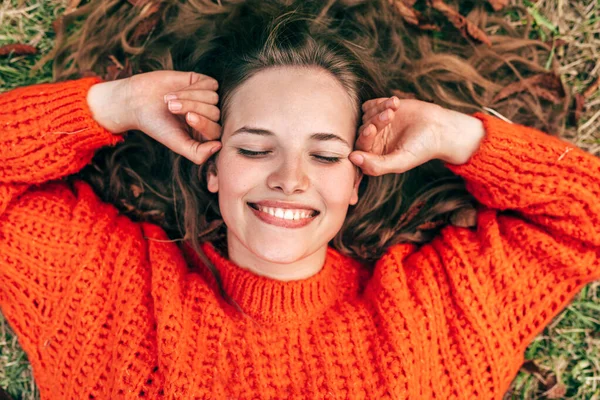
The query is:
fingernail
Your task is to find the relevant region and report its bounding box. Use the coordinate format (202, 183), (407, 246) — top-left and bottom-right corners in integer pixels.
(164, 94), (177, 103)
(168, 101), (182, 111)
(210, 145), (222, 154)
(187, 112), (199, 123)
(363, 125), (373, 137)
(379, 111), (389, 121)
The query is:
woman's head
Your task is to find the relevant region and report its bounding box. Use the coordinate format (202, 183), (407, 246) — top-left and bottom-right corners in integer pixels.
(208, 65), (362, 268)
(193, 8), (381, 269)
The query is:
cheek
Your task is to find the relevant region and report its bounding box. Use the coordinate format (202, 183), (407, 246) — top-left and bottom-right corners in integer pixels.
(216, 153), (258, 198)
(313, 167), (357, 208)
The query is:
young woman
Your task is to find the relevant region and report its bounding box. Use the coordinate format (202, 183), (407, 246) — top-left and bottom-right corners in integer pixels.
(1, 0), (598, 398)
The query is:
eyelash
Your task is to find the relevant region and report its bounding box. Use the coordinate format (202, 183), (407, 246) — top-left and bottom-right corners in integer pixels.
(237, 148), (342, 164)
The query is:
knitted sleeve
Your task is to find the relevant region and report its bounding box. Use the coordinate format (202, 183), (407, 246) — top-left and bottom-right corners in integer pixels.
(0, 78), (126, 347)
(441, 112), (600, 356)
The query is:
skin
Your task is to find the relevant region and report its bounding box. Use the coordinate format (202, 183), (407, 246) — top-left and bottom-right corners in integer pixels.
(206, 66), (363, 281)
(89, 70), (484, 281)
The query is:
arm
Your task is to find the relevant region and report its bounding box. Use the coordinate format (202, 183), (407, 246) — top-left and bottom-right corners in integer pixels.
(441, 112), (599, 354)
(0, 77), (126, 348)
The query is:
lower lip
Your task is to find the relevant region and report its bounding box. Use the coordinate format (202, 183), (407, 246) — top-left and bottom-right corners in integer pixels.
(247, 203), (319, 229)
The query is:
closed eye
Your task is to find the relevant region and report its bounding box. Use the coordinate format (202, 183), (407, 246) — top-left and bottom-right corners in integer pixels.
(237, 148), (342, 164)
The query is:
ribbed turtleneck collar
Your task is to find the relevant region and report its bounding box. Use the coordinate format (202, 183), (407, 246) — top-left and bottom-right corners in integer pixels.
(182, 241), (369, 326)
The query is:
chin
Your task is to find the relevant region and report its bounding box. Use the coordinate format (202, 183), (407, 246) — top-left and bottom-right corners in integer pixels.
(250, 242), (306, 264)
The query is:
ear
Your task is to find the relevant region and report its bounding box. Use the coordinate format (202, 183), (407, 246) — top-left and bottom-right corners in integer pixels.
(349, 167), (363, 206)
(206, 160), (219, 193)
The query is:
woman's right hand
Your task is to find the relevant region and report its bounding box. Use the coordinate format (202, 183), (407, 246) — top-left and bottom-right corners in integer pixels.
(87, 70), (222, 165)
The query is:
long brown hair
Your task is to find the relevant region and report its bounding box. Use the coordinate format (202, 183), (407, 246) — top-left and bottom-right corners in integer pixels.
(52, 0), (569, 313)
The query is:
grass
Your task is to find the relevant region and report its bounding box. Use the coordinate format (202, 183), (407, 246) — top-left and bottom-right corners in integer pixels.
(0, 0), (599, 399)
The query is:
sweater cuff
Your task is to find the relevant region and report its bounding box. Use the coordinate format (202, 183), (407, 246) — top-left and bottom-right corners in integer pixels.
(442, 112), (579, 210)
(0, 77), (125, 184)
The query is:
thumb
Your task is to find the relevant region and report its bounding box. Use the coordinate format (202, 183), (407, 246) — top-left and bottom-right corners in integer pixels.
(152, 125), (222, 165)
(349, 146), (432, 176)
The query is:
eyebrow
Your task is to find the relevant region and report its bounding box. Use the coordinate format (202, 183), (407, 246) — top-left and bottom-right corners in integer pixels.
(231, 126), (351, 148)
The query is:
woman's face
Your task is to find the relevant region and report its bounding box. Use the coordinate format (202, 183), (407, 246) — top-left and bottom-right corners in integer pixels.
(207, 66), (362, 272)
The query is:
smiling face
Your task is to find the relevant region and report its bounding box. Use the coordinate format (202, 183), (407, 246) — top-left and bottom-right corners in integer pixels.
(206, 66), (362, 280)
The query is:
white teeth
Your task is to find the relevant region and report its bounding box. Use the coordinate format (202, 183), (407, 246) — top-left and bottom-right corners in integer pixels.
(255, 204), (315, 220)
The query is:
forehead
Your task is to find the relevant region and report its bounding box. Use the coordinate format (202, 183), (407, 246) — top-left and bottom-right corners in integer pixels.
(224, 66), (356, 138)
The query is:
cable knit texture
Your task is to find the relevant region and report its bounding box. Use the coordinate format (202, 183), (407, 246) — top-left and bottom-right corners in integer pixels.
(0, 77), (599, 399)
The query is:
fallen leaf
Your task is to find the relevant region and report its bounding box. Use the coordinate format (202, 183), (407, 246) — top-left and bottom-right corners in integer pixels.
(130, 2), (163, 46)
(390, 0), (419, 26)
(105, 56), (133, 81)
(390, 0), (441, 31)
(492, 72), (565, 104)
(545, 382), (567, 399)
(430, 0), (492, 46)
(131, 12), (161, 45)
(0, 43), (37, 56)
(488, 0), (508, 11)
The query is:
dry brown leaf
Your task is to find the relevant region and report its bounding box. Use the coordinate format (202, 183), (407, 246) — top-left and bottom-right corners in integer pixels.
(390, 0), (420, 26)
(430, 0), (492, 46)
(131, 12), (161, 45)
(106, 56), (133, 81)
(0, 43), (37, 56)
(492, 73), (566, 104)
(129, 2), (163, 46)
(545, 382), (567, 399)
(390, 0), (440, 31)
(487, 0), (508, 11)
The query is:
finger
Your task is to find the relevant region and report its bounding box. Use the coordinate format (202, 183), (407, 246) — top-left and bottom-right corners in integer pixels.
(348, 148), (427, 176)
(361, 97), (388, 113)
(187, 75), (219, 90)
(173, 77), (219, 94)
(186, 112), (222, 141)
(364, 108), (396, 134)
(164, 89), (219, 105)
(362, 97), (400, 123)
(166, 72), (219, 92)
(156, 127), (222, 165)
(362, 98), (389, 122)
(167, 100), (221, 122)
(355, 123), (392, 154)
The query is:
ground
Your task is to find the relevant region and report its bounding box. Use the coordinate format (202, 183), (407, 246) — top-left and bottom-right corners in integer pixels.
(0, 0), (599, 399)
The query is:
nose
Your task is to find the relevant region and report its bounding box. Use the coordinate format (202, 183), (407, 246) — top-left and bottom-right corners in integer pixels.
(266, 155), (310, 195)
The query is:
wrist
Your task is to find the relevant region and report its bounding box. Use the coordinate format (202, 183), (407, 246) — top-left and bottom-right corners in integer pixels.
(442, 109), (486, 165)
(86, 79), (134, 134)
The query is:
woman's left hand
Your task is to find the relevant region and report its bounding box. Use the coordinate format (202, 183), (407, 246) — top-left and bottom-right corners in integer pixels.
(349, 97), (487, 176)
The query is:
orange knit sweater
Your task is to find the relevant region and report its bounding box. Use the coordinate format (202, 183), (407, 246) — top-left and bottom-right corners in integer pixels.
(0, 77), (598, 400)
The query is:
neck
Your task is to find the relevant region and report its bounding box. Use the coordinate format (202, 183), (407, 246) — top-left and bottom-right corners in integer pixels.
(227, 232), (328, 281)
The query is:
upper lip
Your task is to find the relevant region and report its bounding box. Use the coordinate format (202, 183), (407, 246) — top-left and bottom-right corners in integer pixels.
(249, 200), (319, 212)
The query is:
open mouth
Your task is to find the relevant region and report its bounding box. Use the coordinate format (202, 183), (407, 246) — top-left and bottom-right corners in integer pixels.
(247, 202), (320, 219)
